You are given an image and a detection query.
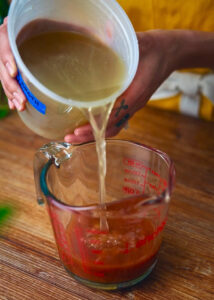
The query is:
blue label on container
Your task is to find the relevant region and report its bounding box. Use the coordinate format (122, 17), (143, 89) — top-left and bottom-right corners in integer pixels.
(16, 70), (46, 115)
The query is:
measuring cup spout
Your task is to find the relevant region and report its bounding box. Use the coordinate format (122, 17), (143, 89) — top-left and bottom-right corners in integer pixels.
(33, 142), (72, 205)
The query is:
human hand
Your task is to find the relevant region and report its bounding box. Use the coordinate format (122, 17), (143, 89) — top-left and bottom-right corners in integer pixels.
(0, 17), (26, 111)
(64, 30), (179, 143)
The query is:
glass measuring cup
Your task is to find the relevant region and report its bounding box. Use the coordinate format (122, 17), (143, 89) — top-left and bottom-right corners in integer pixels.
(34, 140), (175, 290)
(8, 0), (139, 139)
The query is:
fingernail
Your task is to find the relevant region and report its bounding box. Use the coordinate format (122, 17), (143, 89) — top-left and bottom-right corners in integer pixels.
(74, 128), (88, 136)
(13, 92), (25, 104)
(6, 62), (15, 77)
(64, 136), (72, 143)
(12, 98), (23, 111)
(74, 129), (81, 136)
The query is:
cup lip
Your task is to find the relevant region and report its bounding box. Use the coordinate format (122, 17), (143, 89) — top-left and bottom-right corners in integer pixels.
(40, 139), (175, 211)
(7, 0), (139, 108)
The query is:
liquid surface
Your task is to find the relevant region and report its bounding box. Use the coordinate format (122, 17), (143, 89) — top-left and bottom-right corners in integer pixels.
(18, 22), (126, 101)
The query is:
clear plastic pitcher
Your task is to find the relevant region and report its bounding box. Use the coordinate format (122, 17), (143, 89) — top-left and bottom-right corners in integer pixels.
(34, 140), (175, 290)
(8, 0), (139, 139)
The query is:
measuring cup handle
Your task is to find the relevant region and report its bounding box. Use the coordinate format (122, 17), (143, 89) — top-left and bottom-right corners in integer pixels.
(34, 152), (49, 205)
(33, 142), (73, 205)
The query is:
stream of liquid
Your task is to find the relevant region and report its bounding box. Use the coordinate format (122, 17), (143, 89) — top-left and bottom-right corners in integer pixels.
(85, 103), (114, 231)
(17, 19), (126, 230)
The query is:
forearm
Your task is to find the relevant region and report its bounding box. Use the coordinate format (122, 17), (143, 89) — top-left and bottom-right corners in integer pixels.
(174, 30), (214, 70)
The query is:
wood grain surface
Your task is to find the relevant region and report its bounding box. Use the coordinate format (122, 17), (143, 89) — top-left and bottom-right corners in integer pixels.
(0, 107), (213, 300)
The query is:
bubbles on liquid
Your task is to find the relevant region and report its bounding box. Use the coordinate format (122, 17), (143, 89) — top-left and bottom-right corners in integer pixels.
(82, 228), (145, 252)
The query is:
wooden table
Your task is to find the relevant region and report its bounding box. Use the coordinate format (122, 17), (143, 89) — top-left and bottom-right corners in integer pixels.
(0, 107), (213, 300)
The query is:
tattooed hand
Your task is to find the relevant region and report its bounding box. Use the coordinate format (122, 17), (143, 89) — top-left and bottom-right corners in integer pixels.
(64, 28), (214, 143)
(64, 30), (178, 143)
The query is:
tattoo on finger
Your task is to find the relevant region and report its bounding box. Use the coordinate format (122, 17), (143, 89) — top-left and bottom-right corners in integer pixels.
(115, 99), (128, 117)
(116, 113), (130, 128)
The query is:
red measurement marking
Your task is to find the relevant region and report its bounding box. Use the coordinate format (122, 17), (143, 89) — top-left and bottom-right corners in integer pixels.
(148, 183), (156, 190)
(148, 182), (161, 192)
(160, 178), (168, 193)
(147, 233), (155, 242)
(160, 219), (166, 230)
(151, 170), (160, 177)
(136, 218), (167, 249)
(123, 158), (168, 195)
(123, 186), (135, 194)
(124, 177), (140, 185)
(124, 168), (145, 177)
(123, 158), (148, 171)
(87, 229), (108, 235)
(123, 158), (135, 166)
(155, 226), (162, 236)
(136, 238), (147, 248)
(162, 179), (167, 187)
(123, 186), (140, 195)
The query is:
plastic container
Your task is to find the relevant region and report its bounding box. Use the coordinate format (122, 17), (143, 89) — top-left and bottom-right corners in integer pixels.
(8, 0), (139, 139)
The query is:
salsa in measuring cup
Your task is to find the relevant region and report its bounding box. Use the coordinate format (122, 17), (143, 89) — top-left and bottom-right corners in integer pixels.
(52, 195), (166, 284)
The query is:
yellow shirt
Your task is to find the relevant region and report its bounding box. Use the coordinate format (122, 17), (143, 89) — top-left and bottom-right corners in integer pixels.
(117, 0), (214, 120)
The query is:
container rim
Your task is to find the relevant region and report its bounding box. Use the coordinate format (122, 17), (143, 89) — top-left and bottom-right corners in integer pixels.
(39, 139), (175, 211)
